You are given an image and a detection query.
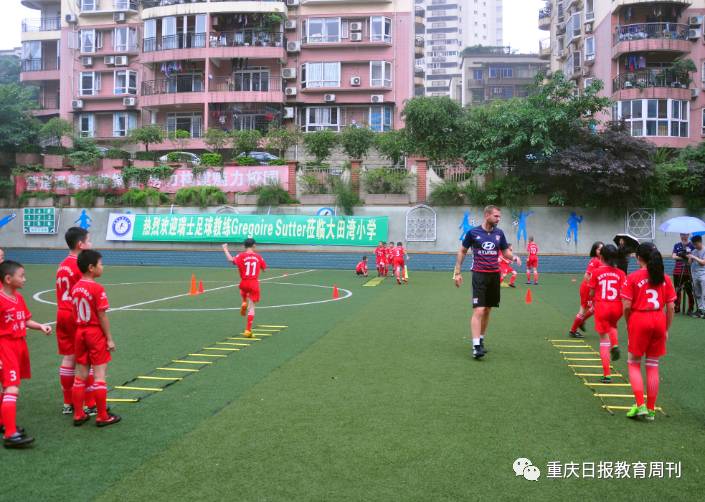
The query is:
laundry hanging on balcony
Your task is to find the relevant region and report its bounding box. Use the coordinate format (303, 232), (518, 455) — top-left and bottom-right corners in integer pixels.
(160, 61), (183, 77)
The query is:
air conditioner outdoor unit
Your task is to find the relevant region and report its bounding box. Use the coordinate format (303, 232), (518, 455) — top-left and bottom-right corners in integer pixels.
(350, 33), (363, 42)
(584, 21), (593, 33)
(582, 68), (591, 77)
(285, 87), (297, 96)
(65, 14), (78, 24)
(71, 99), (84, 109)
(689, 16), (704, 26)
(114, 12), (126, 23)
(82, 56), (93, 66)
(688, 28), (702, 39)
(286, 41), (300, 52)
(370, 94), (384, 103)
(283, 107), (295, 119)
(692, 88), (700, 99)
(114, 56), (128, 66)
(282, 68), (297, 79)
(284, 20), (297, 30)
(286, 0), (299, 7)
(350, 22), (363, 32)
(104, 56), (115, 65)
(324, 93), (336, 102)
(123, 97), (136, 106)
(350, 76), (361, 86)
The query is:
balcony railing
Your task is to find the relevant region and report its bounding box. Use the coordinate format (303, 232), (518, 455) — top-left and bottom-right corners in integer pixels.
(141, 76), (205, 95)
(143, 32), (207, 52)
(209, 76), (282, 92)
(36, 95), (60, 110)
(303, 33), (392, 44)
(141, 0), (282, 6)
(21, 59), (59, 72)
(614, 23), (689, 45)
(612, 69), (690, 92)
(80, 0), (138, 11)
(21, 17), (61, 32)
(209, 30), (284, 48)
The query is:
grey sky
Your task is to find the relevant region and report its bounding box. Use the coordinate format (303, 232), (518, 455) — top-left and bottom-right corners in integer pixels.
(0, 1), (544, 53)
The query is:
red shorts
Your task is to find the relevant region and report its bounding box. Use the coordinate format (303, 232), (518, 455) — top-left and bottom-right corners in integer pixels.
(376, 260), (386, 268)
(75, 327), (112, 366)
(627, 311), (667, 358)
(240, 280), (261, 303)
(500, 264), (513, 275)
(0, 337), (31, 387)
(527, 257), (538, 269)
(56, 308), (76, 356)
(594, 302), (623, 334)
(393, 258), (405, 268)
(579, 282), (591, 309)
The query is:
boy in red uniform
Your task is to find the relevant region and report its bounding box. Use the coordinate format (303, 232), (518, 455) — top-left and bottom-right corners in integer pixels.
(499, 243), (522, 288)
(0, 260), (52, 447)
(621, 243), (676, 421)
(392, 242), (408, 285)
(587, 244), (626, 383)
(568, 241), (604, 338)
(356, 256), (369, 277)
(386, 242), (395, 277)
(526, 236), (539, 285)
(71, 250), (120, 427)
(374, 242), (386, 277)
(56, 227), (93, 415)
(223, 239), (267, 338)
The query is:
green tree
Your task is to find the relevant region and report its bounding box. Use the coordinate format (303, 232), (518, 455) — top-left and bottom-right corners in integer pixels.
(303, 130), (338, 164)
(39, 117), (73, 146)
(401, 96), (465, 163)
(374, 130), (408, 166)
(204, 128), (229, 155)
(231, 129), (262, 156)
(265, 126), (300, 159)
(169, 129), (191, 152)
(0, 56), (20, 85)
(129, 124), (165, 152)
(339, 125), (375, 160)
(0, 84), (40, 152)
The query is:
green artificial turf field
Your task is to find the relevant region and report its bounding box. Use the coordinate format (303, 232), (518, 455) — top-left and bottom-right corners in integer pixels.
(3, 265), (704, 500)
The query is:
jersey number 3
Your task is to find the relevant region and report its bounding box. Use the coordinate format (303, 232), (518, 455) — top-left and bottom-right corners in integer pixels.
(646, 289), (660, 309)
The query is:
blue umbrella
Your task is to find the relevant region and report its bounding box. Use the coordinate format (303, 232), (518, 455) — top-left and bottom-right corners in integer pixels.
(658, 216), (705, 234)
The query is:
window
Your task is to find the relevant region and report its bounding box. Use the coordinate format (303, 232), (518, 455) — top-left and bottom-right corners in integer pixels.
(166, 73), (203, 93)
(488, 67), (513, 79)
(569, 12), (581, 41)
(585, 36), (595, 60)
(370, 16), (392, 43)
(114, 27), (137, 52)
(616, 99), (688, 138)
(79, 29), (102, 53)
(114, 70), (137, 95)
(78, 114), (95, 138)
(80, 72), (101, 96)
(585, 0), (595, 21)
(166, 112), (203, 138)
(144, 19), (156, 52)
(472, 69), (483, 81)
(302, 62), (340, 88)
(80, 0), (96, 11)
(490, 86), (513, 99)
(21, 41), (41, 60)
(701, 108), (705, 135)
(306, 18), (341, 43)
(369, 106), (392, 132)
(370, 61), (392, 87)
(234, 69), (270, 92)
(304, 107), (340, 132)
(113, 112), (137, 137)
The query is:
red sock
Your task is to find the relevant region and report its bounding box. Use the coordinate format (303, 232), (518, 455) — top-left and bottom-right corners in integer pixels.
(93, 381), (109, 421)
(85, 370), (96, 408)
(1, 392), (18, 438)
(59, 365), (75, 405)
(570, 313), (585, 332)
(628, 361), (645, 407)
(509, 274), (516, 285)
(246, 312), (254, 331)
(608, 327), (618, 347)
(0, 392), (3, 426)
(645, 358), (660, 411)
(526, 272), (531, 282)
(72, 378), (87, 419)
(582, 308), (594, 323)
(599, 339), (611, 376)
(534, 272), (539, 283)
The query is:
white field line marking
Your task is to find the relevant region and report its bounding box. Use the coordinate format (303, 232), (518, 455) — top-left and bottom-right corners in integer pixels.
(33, 270), (315, 324)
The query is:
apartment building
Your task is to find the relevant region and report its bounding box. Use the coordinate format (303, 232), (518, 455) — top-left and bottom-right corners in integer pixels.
(540, 0), (705, 148)
(19, 0), (414, 150)
(416, 0), (503, 97)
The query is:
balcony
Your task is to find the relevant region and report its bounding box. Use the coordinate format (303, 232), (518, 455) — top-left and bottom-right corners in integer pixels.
(21, 17), (60, 32)
(415, 9), (425, 24)
(79, 0), (138, 14)
(33, 94), (60, 116)
(613, 23), (691, 58)
(141, 0), (286, 18)
(208, 30), (285, 59)
(302, 33), (392, 48)
(612, 68), (692, 100)
(210, 76), (284, 103)
(612, 0), (691, 13)
(538, 5), (552, 31)
(415, 37), (424, 57)
(539, 38), (551, 59)
(20, 59), (60, 81)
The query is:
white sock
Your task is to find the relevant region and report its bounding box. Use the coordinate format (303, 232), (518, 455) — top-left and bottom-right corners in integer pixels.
(473, 337), (481, 346)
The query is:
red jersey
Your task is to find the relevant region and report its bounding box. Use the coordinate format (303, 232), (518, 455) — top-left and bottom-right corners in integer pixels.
(386, 247), (394, 262)
(233, 252), (267, 281)
(356, 261), (368, 273)
(588, 265), (626, 303)
(527, 242), (539, 257)
(71, 279), (110, 328)
(621, 269), (677, 312)
(56, 254), (82, 312)
(375, 247), (386, 263)
(0, 291), (32, 339)
(393, 246), (406, 259)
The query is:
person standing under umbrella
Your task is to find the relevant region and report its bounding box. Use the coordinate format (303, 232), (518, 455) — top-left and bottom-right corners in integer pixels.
(671, 233), (695, 314)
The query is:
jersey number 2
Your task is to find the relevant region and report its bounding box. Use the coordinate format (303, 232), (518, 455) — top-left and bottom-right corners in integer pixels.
(57, 277), (71, 302)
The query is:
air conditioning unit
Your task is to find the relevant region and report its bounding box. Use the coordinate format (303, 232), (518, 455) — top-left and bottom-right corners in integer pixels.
(285, 87), (297, 96)
(286, 0), (299, 7)
(123, 97), (136, 106)
(71, 99), (84, 109)
(65, 14), (78, 24)
(286, 41), (300, 52)
(585, 53), (595, 64)
(282, 68), (297, 79)
(370, 94), (384, 103)
(584, 21), (593, 34)
(692, 88), (700, 99)
(114, 56), (128, 66)
(350, 76), (361, 86)
(114, 12), (126, 23)
(284, 20), (297, 30)
(350, 22), (363, 32)
(283, 107), (295, 119)
(689, 15), (704, 26)
(582, 67), (591, 77)
(350, 33), (363, 42)
(688, 28), (702, 39)
(82, 56), (93, 66)
(104, 56), (115, 65)
(324, 93), (336, 102)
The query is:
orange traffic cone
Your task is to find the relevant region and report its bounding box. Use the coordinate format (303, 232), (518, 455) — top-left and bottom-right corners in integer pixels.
(198, 280), (204, 294)
(189, 274), (198, 296)
(525, 288), (533, 304)
(332, 285), (340, 299)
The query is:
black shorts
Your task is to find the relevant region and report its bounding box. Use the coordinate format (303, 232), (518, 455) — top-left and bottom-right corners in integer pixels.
(472, 271), (501, 309)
